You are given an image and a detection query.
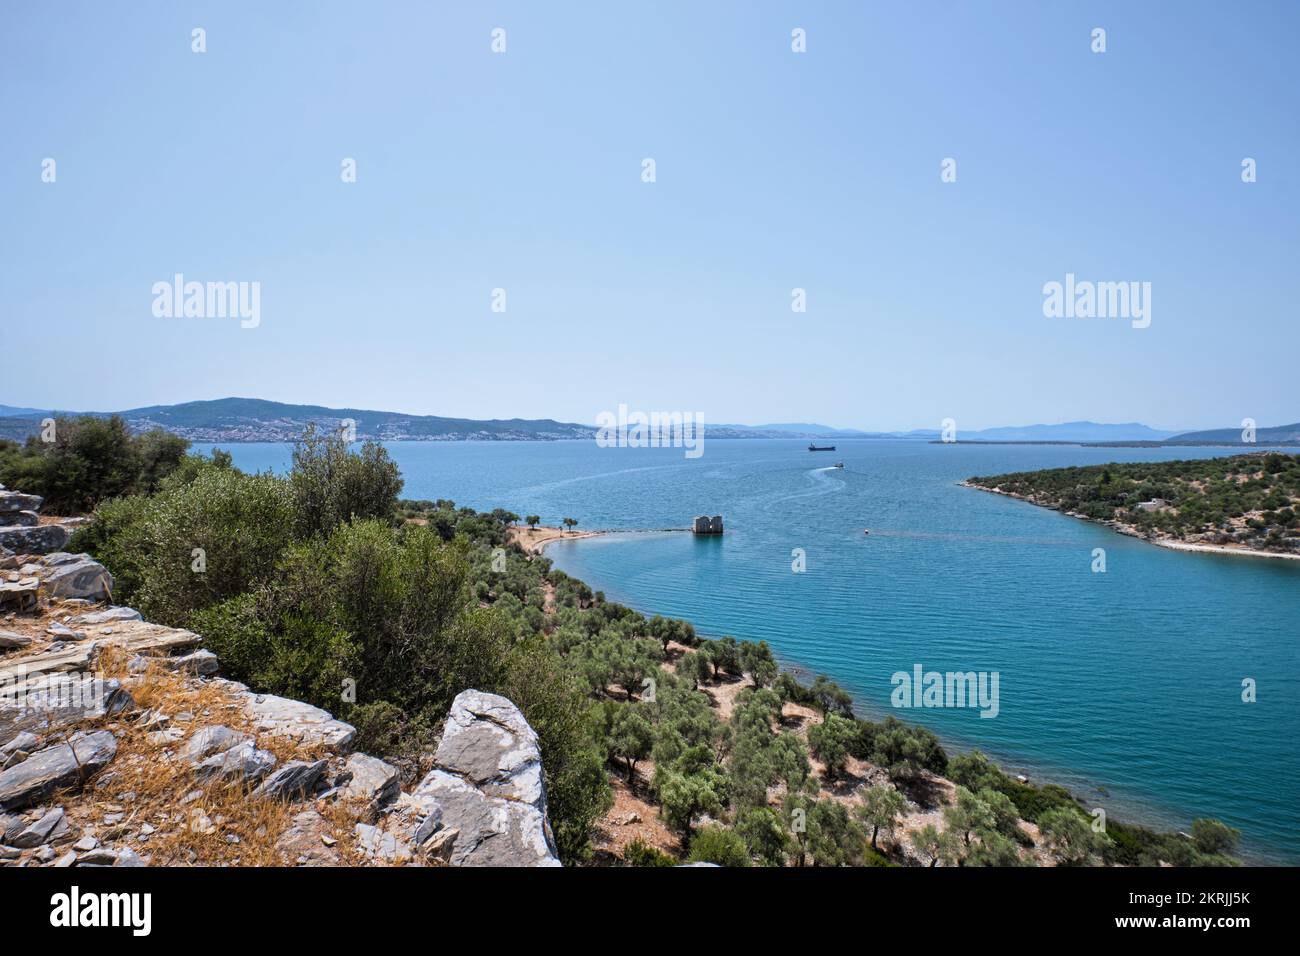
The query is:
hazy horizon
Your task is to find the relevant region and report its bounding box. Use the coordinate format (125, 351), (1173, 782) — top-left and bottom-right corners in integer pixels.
(3, 2), (1296, 432)
(0, 392), (1268, 435)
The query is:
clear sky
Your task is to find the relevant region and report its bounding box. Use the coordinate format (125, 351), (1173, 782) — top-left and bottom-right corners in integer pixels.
(2, 1), (1296, 431)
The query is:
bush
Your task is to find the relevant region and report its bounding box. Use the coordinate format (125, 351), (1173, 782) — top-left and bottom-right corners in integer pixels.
(623, 839), (676, 867)
(289, 426), (403, 538)
(0, 416), (188, 513)
(687, 825), (751, 866)
(77, 466), (294, 624)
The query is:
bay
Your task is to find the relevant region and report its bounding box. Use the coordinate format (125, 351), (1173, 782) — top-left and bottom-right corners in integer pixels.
(198, 438), (1300, 863)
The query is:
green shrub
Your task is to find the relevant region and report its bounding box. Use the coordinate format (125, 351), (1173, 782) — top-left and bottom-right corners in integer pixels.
(0, 416), (188, 514)
(623, 839), (676, 867)
(687, 825), (751, 866)
(289, 426), (403, 538)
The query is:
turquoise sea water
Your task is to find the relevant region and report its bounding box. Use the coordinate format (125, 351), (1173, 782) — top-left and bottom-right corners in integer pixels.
(200, 439), (1300, 863)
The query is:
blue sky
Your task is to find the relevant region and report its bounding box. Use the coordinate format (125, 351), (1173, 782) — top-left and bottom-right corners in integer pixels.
(2, 1), (1296, 431)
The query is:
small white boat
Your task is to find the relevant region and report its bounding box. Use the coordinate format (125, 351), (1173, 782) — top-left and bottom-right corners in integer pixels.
(863, 528), (870, 535)
(832, 462), (844, 469)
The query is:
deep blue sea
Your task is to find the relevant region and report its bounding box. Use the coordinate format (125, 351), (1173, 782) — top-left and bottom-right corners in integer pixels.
(198, 439), (1300, 863)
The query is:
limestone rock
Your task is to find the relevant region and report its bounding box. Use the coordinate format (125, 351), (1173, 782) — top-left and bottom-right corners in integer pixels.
(193, 740), (276, 785)
(0, 579), (39, 612)
(0, 492), (42, 514)
(275, 809), (340, 866)
(39, 553), (113, 602)
(239, 692), (355, 751)
(6, 511), (39, 528)
(0, 731), (117, 810)
(411, 689), (559, 867)
(253, 759), (328, 800)
(12, 806), (65, 847)
(1, 732), (39, 769)
(70, 607), (142, 626)
(180, 726), (250, 764)
(0, 524), (69, 555)
(354, 822), (412, 863)
(341, 752), (400, 813)
(0, 675), (133, 749)
(0, 630), (33, 650)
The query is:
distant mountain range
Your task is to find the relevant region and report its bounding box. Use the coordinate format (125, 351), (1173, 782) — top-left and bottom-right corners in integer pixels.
(1161, 423), (1300, 444)
(0, 398), (593, 443)
(0, 398), (1294, 446)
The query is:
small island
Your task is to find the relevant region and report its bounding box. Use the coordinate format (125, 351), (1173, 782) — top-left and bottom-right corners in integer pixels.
(964, 452), (1300, 559)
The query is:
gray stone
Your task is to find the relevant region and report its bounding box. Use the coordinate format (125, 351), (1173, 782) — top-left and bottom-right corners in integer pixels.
(137, 648), (218, 677)
(410, 690), (559, 867)
(193, 740), (276, 785)
(413, 803), (444, 846)
(0, 675), (132, 749)
(253, 759), (327, 800)
(70, 607), (142, 626)
(0, 524), (69, 555)
(354, 822), (412, 863)
(45, 622), (88, 641)
(180, 725), (249, 764)
(0, 579), (39, 611)
(0, 492), (42, 514)
(1, 732), (39, 769)
(239, 692), (355, 751)
(13, 807), (65, 848)
(342, 752), (400, 812)
(39, 553), (113, 602)
(1, 812), (24, 842)
(0, 731), (118, 810)
(75, 847), (120, 865)
(6, 511), (39, 528)
(274, 809), (340, 866)
(0, 631), (34, 650)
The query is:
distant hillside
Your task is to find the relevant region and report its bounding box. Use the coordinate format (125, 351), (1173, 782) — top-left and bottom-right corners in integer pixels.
(119, 398), (598, 442)
(0, 404), (52, 418)
(0, 398), (596, 443)
(1167, 423), (1300, 444)
(968, 421), (1179, 442)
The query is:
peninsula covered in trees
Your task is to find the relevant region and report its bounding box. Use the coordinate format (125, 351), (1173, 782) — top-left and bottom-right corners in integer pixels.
(966, 453), (1300, 559)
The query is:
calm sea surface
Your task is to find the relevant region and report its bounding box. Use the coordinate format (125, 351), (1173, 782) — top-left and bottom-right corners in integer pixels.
(199, 439), (1300, 863)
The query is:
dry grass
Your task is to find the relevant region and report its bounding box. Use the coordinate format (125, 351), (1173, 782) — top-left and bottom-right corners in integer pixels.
(51, 646), (361, 866)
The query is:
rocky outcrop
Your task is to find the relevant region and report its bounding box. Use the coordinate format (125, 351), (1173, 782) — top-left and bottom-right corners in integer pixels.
(342, 753), (400, 815)
(0, 484), (562, 867)
(1, 674), (133, 748)
(235, 689), (356, 751)
(253, 759), (328, 800)
(410, 690), (560, 867)
(39, 553), (114, 602)
(69, 606), (141, 626)
(0, 492), (43, 516)
(0, 524), (69, 555)
(0, 731), (118, 810)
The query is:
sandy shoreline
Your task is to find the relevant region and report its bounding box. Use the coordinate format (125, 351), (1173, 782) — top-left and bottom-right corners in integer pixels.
(509, 525), (605, 554)
(961, 481), (1300, 562)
